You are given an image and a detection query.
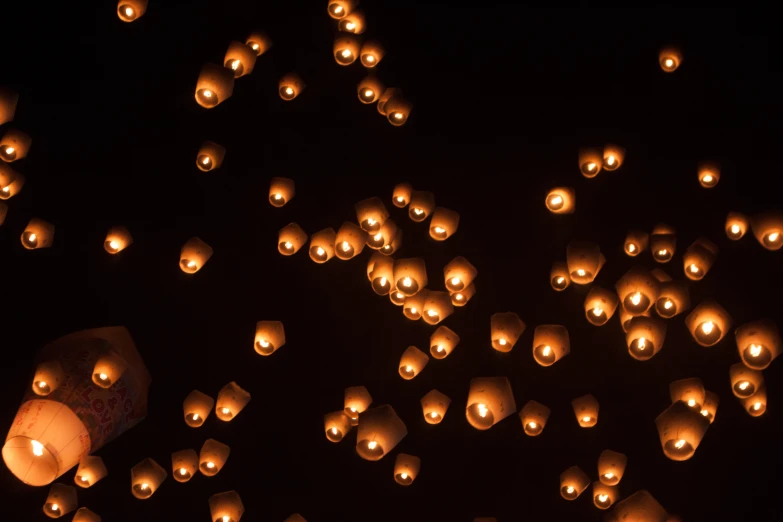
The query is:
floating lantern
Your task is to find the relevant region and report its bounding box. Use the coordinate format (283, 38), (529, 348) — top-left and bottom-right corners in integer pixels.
(21, 218), (54, 250)
(550, 261), (571, 291)
(598, 450), (627, 486)
(683, 238), (718, 280)
(399, 346), (429, 380)
(444, 256), (477, 293)
(0, 201), (6, 225)
(406, 191), (435, 223)
(355, 197), (389, 233)
(607, 490), (669, 522)
(245, 32), (271, 56)
(394, 258), (427, 296)
(466, 377), (515, 430)
(421, 389), (451, 424)
(430, 326), (460, 359)
(278, 223), (308, 256)
(451, 282), (475, 306)
(360, 40), (385, 67)
(358, 75), (385, 104)
(381, 228), (402, 255)
(279, 72), (305, 101)
(0, 87), (18, 125)
(196, 141), (226, 172)
(519, 400), (550, 436)
(751, 211), (783, 251)
(180, 237), (212, 274)
(729, 363), (763, 399)
(183, 390), (213, 427)
(0, 128), (32, 162)
(532, 325), (570, 367)
(92, 350), (126, 389)
(339, 9), (366, 33)
(344, 386), (372, 426)
(394, 454), (420, 486)
(566, 241), (605, 285)
(659, 47), (683, 72)
(324, 411), (352, 442)
(199, 439), (229, 477)
(0, 164), (24, 199)
(356, 405), (407, 461)
(429, 207), (460, 240)
(651, 223), (676, 263)
(602, 144), (625, 171)
(117, 0), (147, 22)
(422, 291), (453, 325)
(75, 456), (107, 488)
(171, 449), (197, 483)
(334, 34), (360, 65)
(616, 267), (661, 316)
(572, 394), (599, 427)
(224, 41), (256, 78)
(309, 228), (336, 263)
(377, 88), (403, 116)
(327, 0), (356, 18)
(742, 386), (767, 417)
(593, 481), (618, 510)
(254, 321), (286, 356)
(545, 187), (576, 214)
(626, 317), (667, 360)
(579, 148), (603, 178)
(735, 319), (781, 370)
(215, 382), (251, 421)
(624, 230), (649, 257)
(402, 291), (426, 318)
(491, 312), (525, 352)
(697, 161), (720, 188)
(669, 378), (706, 412)
(700, 391), (719, 423)
(73, 508), (101, 522)
(369, 254), (394, 295)
(584, 287), (619, 326)
(131, 458), (166, 499)
(560, 466), (590, 500)
(619, 303), (650, 333)
(104, 226), (132, 254)
(335, 222), (367, 260)
(685, 300), (731, 346)
(195, 64), (234, 109)
(43, 483), (77, 518)
(655, 281), (690, 319)
(725, 211), (748, 240)
(385, 95), (413, 126)
(655, 401), (709, 461)
(392, 182), (412, 207)
(368, 218), (397, 250)
(210, 491), (244, 522)
(32, 361), (65, 396)
(269, 177), (295, 206)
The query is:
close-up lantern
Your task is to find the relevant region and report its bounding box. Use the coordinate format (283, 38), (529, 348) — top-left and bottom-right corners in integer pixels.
(403, 291), (427, 321)
(245, 31), (272, 56)
(519, 400), (550, 436)
(334, 34), (360, 65)
(196, 141), (226, 172)
(660, 46), (683, 72)
(607, 490), (669, 522)
(490, 312), (526, 352)
(195, 63), (234, 108)
(444, 256), (477, 293)
(183, 389), (214, 427)
(545, 187), (576, 214)
(572, 394), (599, 427)
(399, 346), (429, 380)
(327, 0), (356, 19)
(0, 86), (19, 125)
(367, 218), (397, 250)
(697, 161), (720, 188)
(360, 40), (385, 67)
(593, 481), (619, 510)
(560, 466), (590, 500)
(626, 316), (667, 360)
(393, 453), (420, 486)
(624, 230), (649, 257)
(735, 319), (781, 370)
(335, 222), (368, 260)
(338, 9), (366, 33)
(324, 410), (353, 442)
(579, 147), (603, 178)
(73, 508), (101, 522)
(429, 207), (460, 240)
(104, 226), (132, 254)
(358, 75), (385, 104)
(279, 72), (306, 101)
(369, 254), (394, 295)
(215, 381), (251, 421)
(656, 281), (690, 319)
(684, 300), (731, 347)
(742, 386), (767, 417)
(355, 196), (389, 233)
(430, 325), (460, 359)
(171, 449), (198, 483)
(31, 361), (65, 396)
(683, 237), (719, 280)
(729, 362), (764, 399)
(356, 405), (407, 461)
(199, 439), (230, 477)
(421, 389), (451, 424)
(751, 210), (783, 251)
(385, 94), (413, 126)
(532, 324), (570, 367)
(616, 267), (661, 316)
(394, 258), (427, 296)
(21, 218), (55, 250)
(584, 286), (619, 326)
(131, 458), (166, 499)
(725, 211), (749, 240)
(43, 483), (77, 518)
(0, 164), (25, 199)
(422, 291), (453, 325)
(466, 377), (516, 430)
(223, 40), (257, 78)
(344, 386), (372, 426)
(74, 455), (107, 488)
(209, 491), (244, 522)
(602, 144), (625, 171)
(269, 176), (295, 207)
(309, 228), (336, 263)
(701, 390), (719, 423)
(598, 450), (627, 486)
(278, 223), (308, 256)
(566, 241), (605, 284)
(392, 182), (412, 207)
(669, 377), (706, 411)
(0, 128), (32, 162)
(655, 401), (710, 461)
(451, 282), (476, 306)
(180, 237), (213, 274)
(254, 320), (286, 356)
(550, 261), (571, 291)
(650, 223), (677, 263)
(408, 190), (435, 221)
(117, 0), (147, 22)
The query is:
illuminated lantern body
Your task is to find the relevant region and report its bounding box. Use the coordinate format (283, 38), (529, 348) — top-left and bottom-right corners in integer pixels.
(655, 401), (709, 461)
(75, 455), (107, 488)
(742, 386), (767, 417)
(579, 147), (603, 178)
(751, 211), (783, 251)
(309, 228), (336, 263)
(0, 164), (24, 199)
(451, 282), (475, 307)
(328, 0), (356, 19)
(209, 491), (244, 522)
(729, 363), (763, 399)
(356, 405), (407, 461)
(659, 47), (683, 72)
(566, 241), (605, 284)
(21, 218), (55, 250)
(0, 201), (6, 225)
(466, 377), (516, 430)
(339, 9), (366, 33)
(735, 319), (781, 370)
(616, 267), (661, 317)
(215, 381), (251, 421)
(725, 211), (748, 240)
(0, 87), (19, 125)
(598, 450), (627, 486)
(602, 144), (625, 171)
(358, 75), (385, 104)
(545, 187), (576, 214)
(104, 226), (132, 254)
(32, 361), (65, 396)
(532, 325), (570, 367)
(683, 237), (718, 281)
(422, 291), (453, 325)
(199, 439), (230, 476)
(180, 237), (213, 274)
(195, 64), (234, 109)
(593, 481), (619, 510)
(355, 197), (389, 233)
(399, 346), (429, 380)
(701, 390), (719, 423)
(73, 508), (101, 522)
(334, 34), (360, 65)
(360, 40), (385, 67)
(429, 207), (460, 240)
(572, 394), (599, 428)
(223, 40), (257, 78)
(385, 95), (413, 126)
(369, 254), (394, 295)
(394, 453), (420, 486)
(368, 218), (397, 250)
(171, 449), (197, 483)
(269, 177), (295, 207)
(430, 325), (460, 359)
(685, 300), (731, 347)
(0, 128), (32, 162)
(560, 466), (590, 500)
(279, 72), (306, 101)
(626, 317), (666, 360)
(607, 490), (669, 522)
(245, 32), (272, 56)
(254, 320), (286, 356)
(393, 258), (427, 296)
(117, 0), (147, 22)
(344, 386), (372, 426)
(378, 88), (403, 116)
(380, 228), (402, 255)
(335, 222), (368, 260)
(392, 182), (412, 207)
(183, 390), (214, 427)
(656, 281), (690, 319)
(584, 286), (619, 326)
(550, 261), (571, 291)
(43, 483), (77, 518)
(444, 256), (477, 293)
(669, 378), (706, 412)
(324, 411), (352, 442)
(491, 312), (525, 352)
(278, 223), (308, 256)
(406, 192), (435, 223)
(624, 230), (649, 257)
(519, 400), (550, 436)
(421, 389), (451, 424)
(651, 223), (676, 263)
(196, 141), (226, 172)
(697, 161), (720, 188)
(131, 458), (166, 499)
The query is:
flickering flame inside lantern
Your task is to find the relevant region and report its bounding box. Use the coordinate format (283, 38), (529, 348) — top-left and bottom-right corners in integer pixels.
(252, 43), (259, 50)
(658, 249), (669, 256)
(769, 232), (780, 242)
(582, 416), (591, 422)
(51, 504), (59, 512)
(478, 404), (488, 417)
(400, 472), (408, 479)
(664, 300), (673, 309)
(140, 483), (149, 490)
(5, 147), (14, 155)
(341, 241), (351, 252)
(29, 233), (37, 242)
(566, 486), (575, 494)
(259, 339), (270, 348)
(366, 55), (376, 63)
(364, 89), (374, 97)
(749, 344), (762, 357)
(592, 307), (603, 317)
(285, 87), (294, 95)
(405, 365), (413, 372)
(638, 337), (646, 350)
(731, 224), (740, 234)
(702, 174), (713, 183)
(396, 292), (404, 299)
(674, 439), (686, 449)
(206, 462), (215, 469)
(1, 186), (9, 193)
(604, 472), (614, 480)
(607, 155), (615, 166)
(435, 226), (446, 234)
(202, 156), (211, 165)
(187, 261), (196, 268)
(427, 310), (437, 317)
(38, 381), (47, 388)
(687, 399), (696, 407)
(665, 58), (674, 68)
(367, 218), (376, 226)
(739, 381), (750, 391)
(690, 264), (700, 273)
(550, 195), (563, 205)
(393, 113), (403, 120)
(231, 60), (240, 71)
(451, 277), (461, 286)
(99, 373), (108, 381)
(701, 409), (709, 416)
(455, 293), (464, 301)
(223, 516), (230, 522)
(431, 412), (438, 418)
(576, 269), (585, 276)
(498, 339), (507, 346)
(125, 7), (134, 17)
(284, 241), (292, 249)
(203, 90), (213, 98)
(367, 441), (377, 450)
(346, 22), (355, 30)
(379, 277), (387, 286)
(628, 243), (636, 252)
(542, 345), (552, 357)
(754, 402), (762, 411)
(403, 277), (412, 287)
(80, 475), (87, 482)
(341, 49), (352, 58)
(350, 407), (357, 412)
(556, 277), (565, 284)
(413, 208), (424, 215)
(587, 162), (596, 171)
(331, 427), (338, 435)
(109, 240), (120, 250)
(630, 292), (642, 306)
(222, 407), (230, 414)
(316, 247), (325, 256)
(528, 421), (537, 429)
(396, 196), (404, 202)
(334, 5), (344, 13)
(598, 494), (609, 502)
(192, 413), (199, 420)
(701, 321), (714, 334)
(31, 440), (44, 456)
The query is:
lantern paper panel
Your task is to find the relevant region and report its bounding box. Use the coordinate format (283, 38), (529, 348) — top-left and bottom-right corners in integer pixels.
(278, 223), (308, 256)
(751, 211), (783, 251)
(626, 316), (667, 361)
(360, 39), (385, 67)
(701, 390), (719, 423)
(0, 128), (32, 162)
(560, 465), (590, 500)
(196, 141), (226, 172)
(279, 72), (306, 101)
(324, 410), (353, 442)
(408, 190), (435, 221)
(532, 324), (570, 367)
(735, 319), (781, 370)
(430, 325), (460, 359)
(598, 450), (627, 486)
(545, 187), (576, 214)
(566, 241), (605, 284)
(451, 282), (476, 306)
(669, 377), (706, 411)
(684, 300), (731, 347)
(619, 303), (650, 333)
(195, 64), (234, 108)
(651, 268), (672, 283)
(200, 439), (230, 477)
(21, 218), (55, 250)
(130, 458), (167, 499)
(584, 286), (619, 326)
(422, 291), (453, 325)
(606, 490), (670, 522)
(466, 377), (516, 430)
(209, 490), (244, 522)
(393, 453), (421, 486)
(355, 197), (389, 233)
(742, 386), (767, 417)
(490, 312), (526, 352)
(660, 46), (683, 72)
(335, 222), (368, 260)
(725, 211), (748, 240)
(104, 226), (133, 254)
(75, 455), (107, 488)
(651, 223), (676, 263)
(430, 207), (460, 240)
(579, 147), (603, 178)
(615, 267), (661, 317)
(179, 237), (213, 274)
(421, 389), (451, 424)
(385, 95), (413, 126)
(603, 144), (625, 171)
(697, 161), (720, 188)
(224, 40), (257, 78)
(729, 362), (763, 399)
(399, 346), (429, 380)
(593, 481), (619, 510)
(183, 389), (214, 427)
(334, 34), (360, 65)
(32, 360), (65, 396)
(43, 483), (77, 518)
(0, 86), (19, 125)
(683, 237), (719, 280)
(328, 0), (357, 19)
(338, 9), (366, 33)
(519, 400), (550, 436)
(344, 386), (373, 426)
(117, 0), (147, 22)
(355, 405), (407, 461)
(246, 32), (272, 56)
(655, 401), (710, 461)
(171, 449), (198, 483)
(392, 182), (412, 207)
(73, 508), (101, 522)
(358, 75), (385, 104)
(656, 281), (690, 319)
(309, 228), (336, 263)
(215, 382), (251, 421)
(550, 261), (571, 291)
(377, 88), (403, 116)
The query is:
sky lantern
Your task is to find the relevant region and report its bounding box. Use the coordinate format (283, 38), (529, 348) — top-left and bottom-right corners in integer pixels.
(328, 0), (356, 18)
(430, 325), (460, 359)
(179, 237), (212, 274)
(344, 386), (372, 426)
(0, 128), (32, 162)
(751, 211), (783, 251)
(369, 254), (394, 295)
(385, 95), (413, 126)
(394, 258), (427, 296)
(254, 321), (286, 356)
(0, 86), (18, 125)
(651, 223), (676, 263)
(393, 453), (420, 486)
(117, 0), (147, 22)
(659, 46), (683, 72)
(532, 325), (570, 367)
(195, 64), (234, 108)
(324, 410), (352, 442)
(32, 361), (65, 396)
(491, 312), (525, 352)
(725, 211), (748, 240)
(183, 390), (214, 427)
(584, 286), (619, 326)
(572, 394), (599, 427)
(519, 400), (550, 436)
(655, 401), (709, 461)
(223, 40), (257, 78)
(380, 228), (403, 255)
(43, 483), (77, 518)
(358, 75), (385, 104)
(334, 34), (360, 65)
(209, 491), (244, 522)
(729, 362), (763, 399)
(356, 405), (407, 461)
(0, 164), (24, 199)
(368, 218), (397, 250)
(697, 161), (720, 188)
(408, 190), (435, 221)
(624, 230), (649, 257)
(131, 458), (166, 499)
(560, 466), (590, 500)
(360, 40), (385, 67)
(309, 228), (336, 263)
(550, 261), (570, 291)
(196, 141), (226, 172)
(92, 350), (126, 389)
(339, 9), (366, 33)
(73, 508), (101, 522)
(626, 316), (666, 360)
(451, 282), (476, 306)
(602, 144), (625, 171)
(171, 449), (197, 483)
(278, 223), (308, 256)
(545, 187), (576, 214)
(683, 237), (718, 280)
(269, 177), (295, 207)
(429, 207), (460, 240)
(735, 319), (781, 370)
(399, 346), (429, 380)
(421, 389), (451, 424)
(245, 31), (271, 56)
(422, 291), (453, 325)
(669, 377), (706, 412)
(579, 147), (603, 178)
(700, 390), (719, 423)
(466, 377), (516, 430)
(607, 490), (669, 522)
(104, 226), (132, 254)
(616, 267), (661, 317)
(392, 182), (412, 208)
(215, 381), (251, 421)
(199, 439), (230, 477)
(21, 218), (54, 250)
(598, 450), (627, 486)
(742, 386), (767, 417)
(355, 196), (389, 233)
(335, 222), (368, 260)
(566, 241), (605, 284)
(74, 455), (107, 488)
(377, 88), (403, 116)
(685, 300), (731, 347)
(655, 281), (690, 319)
(279, 72), (305, 101)
(403, 291), (427, 320)
(593, 481), (619, 510)
(651, 268), (671, 283)
(444, 256), (477, 293)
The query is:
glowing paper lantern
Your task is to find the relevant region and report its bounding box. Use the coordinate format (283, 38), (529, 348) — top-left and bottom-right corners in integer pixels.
(73, 508), (101, 522)
(335, 222), (367, 260)
(378, 88), (403, 116)
(659, 47), (683, 72)
(579, 147), (603, 178)
(196, 141), (226, 172)
(683, 238), (718, 280)
(32, 361), (65, 396)
(598, 450), (627, 486)
(545, 187), (575, 214)
(324, 411), (352, 442)
(279, 72), (305, 101)
(104, 226), (132, 254)
(360, 40), (385, 67)
(75, 456), (107, 488)
(655, 281), (690, 318)
(444, 256), (477, 293)
(742, 386), (767, 417)
(616, 267), (661, 316)
(729, 363), (763, 399)
(451, 282), (475, 306)
(355, 197), (389, 233)
(43, 483), (77, 518)
(669, 378), (706, 411)
(0, 86), (19, 125)
(344, 386), (372, 426)
(685, 301), (731, 347)
(381, 228), (402, 255)
(223, 41), (256, 78)
(736, 319), (781, 370)
(466, 377), (516, 430)
(560, 466), (590, 500)
(566, 241), (605, 284)
(278, 223), (308, 256)
(405, 191), (435, 223)
(355, 405), (407, 461)
(429, 207), (460, 240)
(655, 401), (709, 461)
(131, 458), (166, 499)
(572, 394), (599, 428)
(339, 9), (366, 33)
(651, 223), (676, 263)
(550, 261), (570, 291)
(626, 317), (666, 360)
(584, 286), (619, 326)
(751, 211), (783, 251)
(171, 449), (197, 483)
(602, 144), (625, 171)
(179, 237), (212, 274)
(117, 0), (147, 22)
(199, 439), (229, 477)
(700, 391), (719, 423)
(697, 161), (720, 188)
(0, 128), (32, 162)
(430, 325), (460, 359)
(393, 258), (427, 296)
(725, 211), (748, 240)
(392, 182), (412, 207)
(532, 325), (570, 367)
(327, 0), (356, 19)
(195, 64), (234, 109)
(490, 312), (525, 352)
(215, 382), (251, 421)
(421, 389), (451, 424)
(519, 400), (550, 436)
(183, 390), (213, 427)
(209, 491), (244, 522)
(422, 291), (453, 325)
(624, 230), (649, 257)
(385, 95), (413, 126)
(245, 32), (271, 56)
(607, 490), (669, 522)
(0, 201), (6, 225)
(254, 321), (285, 356)
(394, 453), (420, 486)
(334, 34), (360, 65)
(0, 164), (24, 199)
(21, 218), (54, 250)
(368, 218), (397, 250)
(399, 346), (429, 380)
(358, 75), (385, 104)
(593, 481), (618, 510)
(309, 228), (336, 263)
(91, 347), (128, 388)
(369, 254), (394, 295)
(269, 177), (295, 207)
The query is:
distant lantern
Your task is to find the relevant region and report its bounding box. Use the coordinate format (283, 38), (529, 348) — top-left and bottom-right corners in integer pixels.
(356, 405), (407, 461)
(421, 389), (451, 424)
(408, 190), (435, 221)
(0, 164), (24, 199)
(700, 391), (719, 423)
(358, 75), (385, 104)
(685, 300), (731, 347)
(394, 453), (420, 486)
(355, 196), (389, 233)
(199, 439), (230, 476)
(519, 400), (550, 436)
(335, 222), (368, 260)
(532, 325), (570, 367)
(344, 386), (372, 426)
(369, 254), (394, 295)
(735, 319), (781, 370)
(21, 218), (55, 250)
(444, 256), (477, 293)
(92, 350), (126, 388)
(560, 466), (590, 500)
(655, 401), (709, 461)
(392, 182), (412, 208)
(224, 41), (257, 78)
(725, 211), (748, 240)
(245, 32), (271, 56)
(566, 241), (605, 285)
(579, 147), (603, 178)
(572, 394), (599, 428)
(399, 346), (429, 380)
(215, 381), (251, 421)
(0, 87), (19, 125)
(324, 411), (352, 442)
(104, 226), (132, 254)
(32, 361), (65, 396)
(334, 34), (360, 65)
(179, 237), (212, 274)
(385, 95), (413, 126)
(608, 490), (669, 522)
(682, 237), (718, 281)
(393, 258), (427, 296)
(269, 177), (295, 206)
(361, 40), (385, 67)
(697, 161), (720, 188)
(626, 316), (667, 361)
(117, 0), (147, 22)
(309, 228), (336, 263)
(422, 291), (453, 325)
(451, 282), (476, 307)
(429, 207), (460, 240)
(669, 378), (706, 412)
(278, 223), (308, 256)
(73, 508), (101, 522)
(377, 88), (403, 116)
(742, 386), (767, 417)
(490, 312), (525, 352)
(598, 450), (627, 486)
(279, 72), (305, 101)
(619, 303), (650, 333)
(195, 64), (234, 109)
(0, 201), (6, 225)
(430, 325), (460, 359)
(593, 481), (619, 510)
(651, 223), (676, 263)
(131, 458), (166, 499)
(616, 267), (661, 317)
(545, 187), (576, 214)
(584, 286), (619, 326)
(328, 0), (356, 18)
(381, 228), (403, 255)
(183, 390), (214, 427)
(368, 218), (397, 250)
(210, 491), (244, 522)
(624, 230), (649, 257)
(602, 144), (625, 171)
(659, 47), (683, 72)
(550, 261), (571, 291)
(165, 449), (196, 485)
(196, 141), (226, 172)
(729, 363), (763, 399)
(254, 321), (286, 356)
(75, 456), (107, 488)
(466, 377), (516, 430)
(656, 281), (690, 319)
(750, 211), (783, 251)
(339, 9), (366, 33)
(0, 128), (32, 162)
(43, 483), (77, 518)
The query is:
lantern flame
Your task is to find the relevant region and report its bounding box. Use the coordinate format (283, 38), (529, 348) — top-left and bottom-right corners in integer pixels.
(393, 113), (403, 120)
(231, 60), (240, 71)
(192, 413), (199, 420)
(665, 58), (674, 68)
(341, 49), (352, 58)
(739, 381), (750, 391)
(331, 427), (338, 435)
(435, 226), (446, 234)
(350, 407), (357, 412)
(222, 407), (230, 414)
(587, 163), (596, 171)
(701, 409), (709, 416)
(252, 43), (259, 50)
(606, 155), (615, 166)
(658, 249), (668, 256)
(542, 345), (552, 357)
(400, 472), (408, 479)
(701, 321), (714, 334)
(180, 468), (187, 476)
(550, 195), (563, 205)
(478, 403), (488, 417)
(689, 263), (700, 273)
(334, 5), (344, 14)
(604, 472), (614, 479)
(341, 241), (351, 252)
(638, 337), (646, 350)
(664, 300), (673, 310)
(413, 208), (424, 215)
(769, 232), (780, 242)
(99, 373), (108, 381)
(29, 233), (37, 242)
(366, 55), (375, 63)
(51, 504), (59, 512)
(203, 90), (213, 98)
(206, 462), (215, 469)
(187, 261), (196, 269)
(402, 277), (412, 287)
(451, 277), (461, 286)
(592, 307), (603, 317)
(125, 7), (133, 17)
(346, 22), (356, 30)
(109, 240), (120, 250)
(749, 344), (762, 357)
(31, 440), (44, 456)
(396, 292), (404, 299)
(202, 156), (210, 165)
(731, 224), (740, 234)
(687, 399), (696, 407)
(498, 339), (507, 346)
(364, 89), (374, 97)
(405, 365), (413, 372)
(367, 441), (377, 450)
(598, 494), (609, 502)
(367, 218), (376, 226)
(566, 486), (575, 494)
(431, 412), (437, 418)
(285, 87), (294, 96)
(284, 242), (292, 249)
(754, 402), (762, 411)
(556, 277), (565, 284)
(628, 243), (636, 252)
(5, 147), (14, 155)
(38, 381), (47, 388)
(426, 310), (437, 317)
(259, 339), (270, 348)
(1, 186), (9, 193)
(379, 277), (387, 286)
(630, 292), (642, 306)
(316, 247), (325, 256)
(582, 416), (591, 422)
(396, 196), (404, 202)
(577, 269), (585, 276)
(455, 293), (464, 301)
(140, 483), (149, 490)
(528, 421), (537, 429)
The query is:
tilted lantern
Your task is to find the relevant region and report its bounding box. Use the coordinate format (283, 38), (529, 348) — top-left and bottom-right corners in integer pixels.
(199, 439), (230, 477)
(598, 450), (627, 486)
(32, 361), (65, 396)
(394, 454), (420, 486)
(421, 389), (451, 424)
(279, 72), (305, 101)
(385, 95), (413, 126)
(223, 41), (256, 78)
(399, 346), (429, 380)
(729, 363), (763, 399)
(0, 86), (18, 125)
(209, 491), (244, 522)
(656, 281), (690, 319)
(560, 466), (590, 500)
(254, 320), (285, 356)
(742, 386), (767, 417)
(131, 458), (166, 499)
(735, 319), (781, 370)
(626, 317), (667, 360)
(422, 291), (453, 325)
(339, 9), (366, 33)
(369, 254), (394, 295)
(392, 182), (412, 207)
(602, 144), (625, 171)
(403, 292), (425, 320)
(466, 377), (516, 430)
(685, 300), (731, 347)
(683, 237), (718, 280)
(327, 0), (356, 19)
(751, 211), (783, 251)
(324, 411), (352, 442)
(584, 286), (619, 326)
(75, 455), (107, 488)
(380, 228), (402, 255)
(360, 40), (385, 67)
(334, 34), (360, 65)
(195, 64), (234, 109)
(545, 187), (576, 214)
(21, 218), (55, 250)
(607, 490), (669, 522)
(573, 394), (599, 427)
(655, 401), (709, 461)
(196, 141), (226, 172)
(430, 325), (459, 359)
(697, 161), (720, 188)
(335, 222), (367, 260)
(651, 223), (676, 263)
(669, 377), (706, 412)
(355, 197), (389, 233)
(550, 261), (570, 291)
(491, 312), (525, 352)
(566, 241), (605, 284)
(183, 390), (213, 427)
(344, 386), (372, 426)
(659, 46), (683, 72)
(430, 207), (460, 240)
(579, 147), (603, 178)
(532, 325), (570, 367)
(0, 164), (25, 199)
(355, 405), (407, 461)
(624, 230), (649, 257)
(593, 481), (619, 510)
(451, 282), (475, 306)
(278, 223), (308, 256)
(408, 190), (435, 221)
(73, 508), (101, 522)
(519, 400), (550, 436)
(725, 211), (748, 240)
(394, 258), (427, 296)
(0, 128), (32, 162)
(378, 88), (402, 116)
(104, 226), (132, 254)
(444, 256), (477, 293)
(117, 0), (147, 22)
(43, 483), (77, 518)
(245, 32), (271, 56)
(215, 381), (251, 421)
(616, 267), (660, 317)
(269, 177), (295, 207)
(171, 449), (197, 483)
(309, 228), (336, 263)
(368, 218), (397, 250)
(358, 75), (385, 104)
(180, 237), (212, 274)
(700, 390), (719, 423)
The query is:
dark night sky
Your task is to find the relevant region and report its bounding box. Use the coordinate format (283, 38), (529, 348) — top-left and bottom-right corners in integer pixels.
(1, 2), (781, 521)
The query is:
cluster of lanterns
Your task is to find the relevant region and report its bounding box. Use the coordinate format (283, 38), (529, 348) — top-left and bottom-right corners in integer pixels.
(559, 449), (627, 510)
